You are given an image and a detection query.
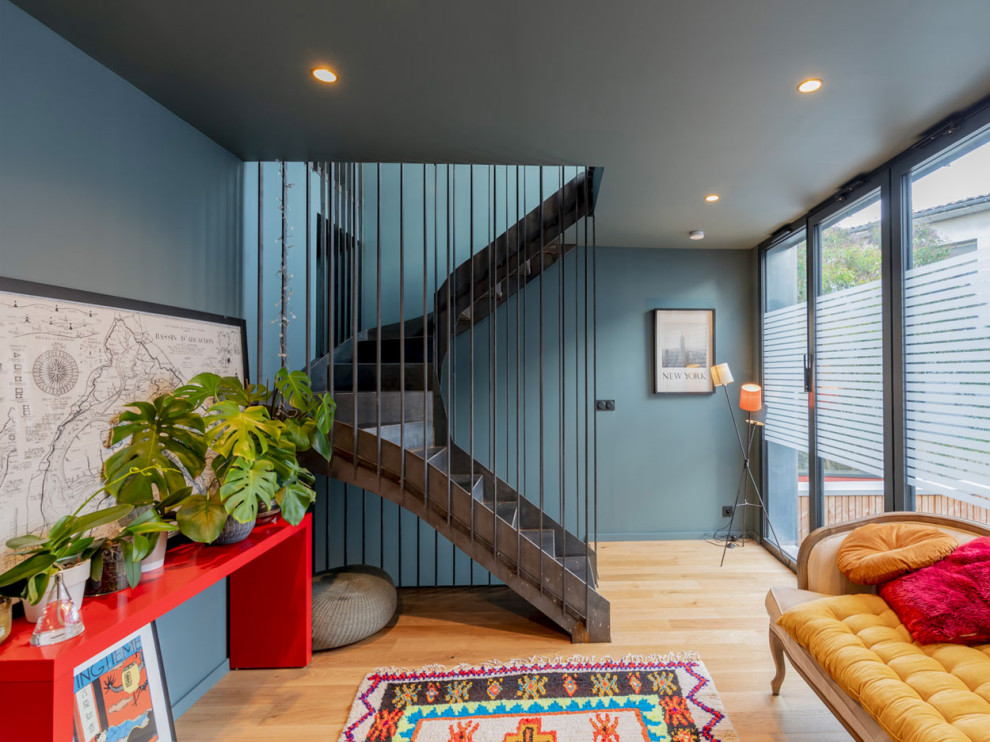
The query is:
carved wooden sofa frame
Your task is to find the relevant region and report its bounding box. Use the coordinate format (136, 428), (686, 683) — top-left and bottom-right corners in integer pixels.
(765, 511), (990, 742)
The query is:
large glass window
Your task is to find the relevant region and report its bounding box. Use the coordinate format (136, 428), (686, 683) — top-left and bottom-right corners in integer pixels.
(816, 193), (886, 527)
(905, 132), (990, 524)
(760, 113), (990, 562)
(763, 236), (808, 558)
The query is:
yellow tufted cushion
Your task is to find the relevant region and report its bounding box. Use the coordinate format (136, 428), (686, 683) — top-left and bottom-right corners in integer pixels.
(837, 522), (959, 585)
(778, 593), (990, 742)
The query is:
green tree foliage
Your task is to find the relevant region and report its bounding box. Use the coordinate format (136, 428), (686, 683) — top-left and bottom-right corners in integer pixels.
(795, 222), (950, 301)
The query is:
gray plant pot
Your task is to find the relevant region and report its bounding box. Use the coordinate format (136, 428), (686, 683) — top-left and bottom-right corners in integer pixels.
(214, 515), (256, 545)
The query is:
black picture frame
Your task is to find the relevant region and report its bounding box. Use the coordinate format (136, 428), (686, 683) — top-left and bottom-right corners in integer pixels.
(0, 276), (248, 379)
(653, 308), (715, 394)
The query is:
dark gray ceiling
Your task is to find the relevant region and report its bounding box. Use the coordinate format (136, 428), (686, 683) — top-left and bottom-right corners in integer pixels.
(13, 0), (990, 249)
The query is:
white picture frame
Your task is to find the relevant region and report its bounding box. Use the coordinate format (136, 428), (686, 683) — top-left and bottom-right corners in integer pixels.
(72, 622), (176, 742)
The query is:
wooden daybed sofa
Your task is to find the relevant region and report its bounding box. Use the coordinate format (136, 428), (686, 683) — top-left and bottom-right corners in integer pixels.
(766, 512), (990, 742)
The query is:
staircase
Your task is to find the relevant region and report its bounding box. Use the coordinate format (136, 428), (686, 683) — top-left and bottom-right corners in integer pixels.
(307, 167), (609, 642)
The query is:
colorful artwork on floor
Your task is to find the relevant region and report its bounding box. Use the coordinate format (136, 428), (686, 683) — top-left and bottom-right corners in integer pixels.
(72, 624), (174, 742)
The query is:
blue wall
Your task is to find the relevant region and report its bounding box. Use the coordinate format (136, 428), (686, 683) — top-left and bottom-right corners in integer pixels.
(595, 247), (756, 538)
(0, 0), (242, 716)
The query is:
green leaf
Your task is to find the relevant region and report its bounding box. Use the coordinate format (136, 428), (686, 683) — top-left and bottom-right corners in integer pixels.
(275, 368), (315, 413)
(218, 376), (255, 405)
(90, 551), (104, 582)
(158, 485), (193, 513)
(0, 553), (57, 588)
(26, 571), (52, 605)
(5, 534), (46, 550)
(176, 494), (228, 543)
(60, 536), (95, 560)
(104, 395), (207, 504)
(207, 401), (279, 459)
(129, 532), (156, 562)
(280, 418), (311, 452)
(173, 372), (223, 407)
(276, 480), (315, 526)
(45, 515), (75, 547)
(315, 394), (336, 435)
(121, 540), (143, 589)
(67, 504), (132, 539)
(219, 458), (277, 523)
(311, 429), (333, 461)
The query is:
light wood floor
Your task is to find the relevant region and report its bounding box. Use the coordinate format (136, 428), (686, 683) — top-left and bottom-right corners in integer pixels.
(176, 539), (851, 740)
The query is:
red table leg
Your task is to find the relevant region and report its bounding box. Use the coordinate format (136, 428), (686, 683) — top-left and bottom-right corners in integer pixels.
(0, 672), (73, 742)
(229, 515), (312, 669)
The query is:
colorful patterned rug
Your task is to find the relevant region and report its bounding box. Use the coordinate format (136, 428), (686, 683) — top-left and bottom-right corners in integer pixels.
(339, 653), (737, 742)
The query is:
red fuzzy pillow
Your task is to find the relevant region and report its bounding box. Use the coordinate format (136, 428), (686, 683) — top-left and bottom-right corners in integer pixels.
(878, 536), (990, 645)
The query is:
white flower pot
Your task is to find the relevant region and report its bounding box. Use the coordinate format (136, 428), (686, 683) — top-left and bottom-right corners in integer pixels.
(141, 532), (169, 573)
(22, 559), (91, 623)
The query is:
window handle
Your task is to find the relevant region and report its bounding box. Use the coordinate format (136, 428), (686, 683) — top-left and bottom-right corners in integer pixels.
(803, 353), (812, 393)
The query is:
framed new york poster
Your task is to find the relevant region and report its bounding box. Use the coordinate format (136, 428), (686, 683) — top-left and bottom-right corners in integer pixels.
(654, 308), (715, 394)
(72, 623), (175, 742)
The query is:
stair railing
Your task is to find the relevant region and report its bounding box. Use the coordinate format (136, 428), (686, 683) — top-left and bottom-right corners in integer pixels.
(252, 161), (605, 638)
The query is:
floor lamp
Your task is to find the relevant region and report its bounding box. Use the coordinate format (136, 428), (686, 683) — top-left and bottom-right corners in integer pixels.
(711, 363), (783, 566)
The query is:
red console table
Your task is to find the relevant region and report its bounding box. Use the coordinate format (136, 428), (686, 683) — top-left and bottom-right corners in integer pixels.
(0, 514), (312, 742)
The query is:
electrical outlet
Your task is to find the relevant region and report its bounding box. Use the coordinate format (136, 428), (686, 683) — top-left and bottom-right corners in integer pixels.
(595, 399), (615, 411)
(722, 505), (734, 518)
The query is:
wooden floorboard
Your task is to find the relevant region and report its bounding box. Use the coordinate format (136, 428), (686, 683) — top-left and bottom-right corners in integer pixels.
(175, 539), (852, 740)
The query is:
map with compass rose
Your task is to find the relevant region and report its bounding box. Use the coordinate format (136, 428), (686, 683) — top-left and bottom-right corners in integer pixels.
(0, 282), (244, 560)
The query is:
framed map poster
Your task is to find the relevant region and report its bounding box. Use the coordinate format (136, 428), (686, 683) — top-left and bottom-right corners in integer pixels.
(72, 622), (175, 742)
(654, 308), (715, 394)
(0, 277), (247, 562)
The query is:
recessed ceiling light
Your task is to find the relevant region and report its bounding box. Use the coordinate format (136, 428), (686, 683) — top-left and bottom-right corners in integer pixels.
(797, 78), (823, 94)
(312, 67), (338, 84)
(689, 230), (705, 240)
(704, 194), (720, 203)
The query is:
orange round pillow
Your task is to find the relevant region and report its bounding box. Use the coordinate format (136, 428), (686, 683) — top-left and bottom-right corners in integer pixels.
(836, 522), (958, 585)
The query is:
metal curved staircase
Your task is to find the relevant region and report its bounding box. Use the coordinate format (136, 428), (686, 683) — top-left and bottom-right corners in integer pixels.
(307, 166), (609, 642)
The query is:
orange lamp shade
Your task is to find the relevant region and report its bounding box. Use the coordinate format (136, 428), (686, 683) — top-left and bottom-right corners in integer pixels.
(739, 383), (762, 412)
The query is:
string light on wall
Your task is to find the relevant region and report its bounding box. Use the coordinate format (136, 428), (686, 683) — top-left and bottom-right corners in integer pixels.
(275, 160), (296, 367)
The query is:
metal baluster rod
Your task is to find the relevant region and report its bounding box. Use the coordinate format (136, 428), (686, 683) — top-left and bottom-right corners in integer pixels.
(516, 165), (527, 575)
(558, 167), (566, 620)
(538, 167), (545, 598)
(399, 163), (405, 585)
(490, 165), (497, 573)
(305, 163), (311, 375)
(469, 166), (476, 582)
(257, 162), (263, 384)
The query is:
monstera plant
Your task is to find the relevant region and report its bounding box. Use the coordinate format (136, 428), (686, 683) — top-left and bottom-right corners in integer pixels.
(104, 370), (335, 544)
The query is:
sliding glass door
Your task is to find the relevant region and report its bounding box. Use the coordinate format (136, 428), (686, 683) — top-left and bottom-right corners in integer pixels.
(904, 132), (990, 523)
(815, 192), (887, 527)
(762, 235), (808, 558)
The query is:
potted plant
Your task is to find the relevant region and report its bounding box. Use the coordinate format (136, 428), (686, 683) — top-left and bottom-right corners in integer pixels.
(0, 499), (131, 622)
(85, 507), (178, 596)
(103, 369), (334, 545)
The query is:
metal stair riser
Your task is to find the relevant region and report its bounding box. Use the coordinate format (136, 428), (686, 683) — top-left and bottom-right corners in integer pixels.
(335, 391), (434, 427)
(521, 528), (556, 555)
(451, 473), (484, 501)
(332, 363), (432, 392)
(353, 337), (434, 364)
(368, 422), (436, 451)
